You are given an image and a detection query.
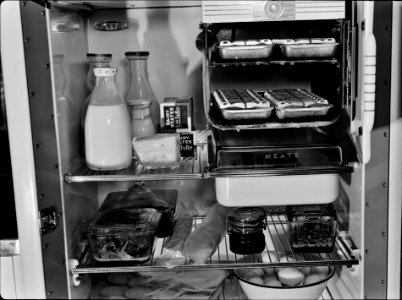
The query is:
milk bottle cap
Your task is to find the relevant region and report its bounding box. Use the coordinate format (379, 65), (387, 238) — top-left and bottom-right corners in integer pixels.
(94, 67), (116, 77)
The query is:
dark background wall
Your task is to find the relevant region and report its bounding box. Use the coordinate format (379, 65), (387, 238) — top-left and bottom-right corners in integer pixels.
(0, 57), (18, 240)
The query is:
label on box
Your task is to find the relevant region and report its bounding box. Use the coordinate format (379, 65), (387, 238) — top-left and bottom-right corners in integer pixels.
(160, 97), (192, 133)
(161, 105), (189, 132)
(180, 132), (196, 158)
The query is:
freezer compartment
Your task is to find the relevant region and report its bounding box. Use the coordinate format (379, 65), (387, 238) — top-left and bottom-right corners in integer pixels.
(203, 19), (348, 131)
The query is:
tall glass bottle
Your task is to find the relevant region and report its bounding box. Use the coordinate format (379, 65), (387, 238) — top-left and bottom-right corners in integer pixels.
(81, 53), (112, 131)
(52, 54), (79, 167)
(125, 51), (157, 139)
(84, 67), (132, 171)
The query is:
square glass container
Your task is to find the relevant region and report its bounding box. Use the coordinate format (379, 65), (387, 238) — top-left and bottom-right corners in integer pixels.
(100, 189), (178, 238)
(286, 204), (337, 253)
(87, 208), (161, 262)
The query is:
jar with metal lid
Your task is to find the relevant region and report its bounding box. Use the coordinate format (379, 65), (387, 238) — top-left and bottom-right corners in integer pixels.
(227, 207), (266, 255)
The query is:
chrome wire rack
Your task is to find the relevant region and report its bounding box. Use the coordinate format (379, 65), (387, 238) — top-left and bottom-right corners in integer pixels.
(72, 211), (358, 275)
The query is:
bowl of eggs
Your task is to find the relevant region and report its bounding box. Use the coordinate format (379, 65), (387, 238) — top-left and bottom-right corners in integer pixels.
(234, 253), (335, 300)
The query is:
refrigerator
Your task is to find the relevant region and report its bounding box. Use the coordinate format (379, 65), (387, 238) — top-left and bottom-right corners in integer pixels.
(0, 0), (401, 299)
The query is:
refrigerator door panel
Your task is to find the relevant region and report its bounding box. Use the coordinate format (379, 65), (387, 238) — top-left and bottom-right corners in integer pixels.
(387, 1), (402, 298)
(0, 1), (46, 298)
(363, 1), (395, 298)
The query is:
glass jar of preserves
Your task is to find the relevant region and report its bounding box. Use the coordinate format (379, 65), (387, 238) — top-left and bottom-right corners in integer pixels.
(227, 207), (266, 255)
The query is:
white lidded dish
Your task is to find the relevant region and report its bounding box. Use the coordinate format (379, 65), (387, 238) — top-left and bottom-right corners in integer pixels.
(215, 174), (339, 206)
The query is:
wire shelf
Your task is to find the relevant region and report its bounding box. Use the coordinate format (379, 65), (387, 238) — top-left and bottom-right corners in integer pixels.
(72, 211), (358, 275)
(64, 131), (211, 183)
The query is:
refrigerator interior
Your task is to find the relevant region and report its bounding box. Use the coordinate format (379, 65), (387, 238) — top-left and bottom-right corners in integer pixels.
(45, 2), (363, 299)
(2, 1), (398, 299)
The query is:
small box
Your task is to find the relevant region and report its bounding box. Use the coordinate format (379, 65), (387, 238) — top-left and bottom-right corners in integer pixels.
(179, 132), (197, 159)
(160, 96), (193, 133)
(286, 204), (337, 253)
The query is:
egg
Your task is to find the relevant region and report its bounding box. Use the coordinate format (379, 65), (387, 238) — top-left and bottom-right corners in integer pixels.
(311, 265), (329, 276)
(275, 256), (295, 274)
(262, 274), (277, 284)
(277, 268), (305, 287)
(248, 276), (264, 285)
(261, 251), (279, 263)
(298, 266), (311, 275)
(263, 267), (275, 276)
(236, 268), (250, 278)
(247, 268), (265, 278)
(293, 255), (311, 275)
(304, 274), (324, 285)
(264, 279), (283, 287)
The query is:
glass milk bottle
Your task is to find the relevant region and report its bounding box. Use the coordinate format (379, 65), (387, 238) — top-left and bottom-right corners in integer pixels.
(125, 51), (157, 139)
(80, 53), (112, 131)
(84, 67), (132, 170)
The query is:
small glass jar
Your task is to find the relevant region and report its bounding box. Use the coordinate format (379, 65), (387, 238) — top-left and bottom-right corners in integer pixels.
(227, 207), (266, 255)
(129, 99), (156, 139)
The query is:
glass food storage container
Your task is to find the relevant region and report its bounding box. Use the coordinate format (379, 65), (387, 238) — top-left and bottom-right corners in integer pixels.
(99, 188), (178, 238)
(87, 208), (161, 262)
(286, 204), (337, 253)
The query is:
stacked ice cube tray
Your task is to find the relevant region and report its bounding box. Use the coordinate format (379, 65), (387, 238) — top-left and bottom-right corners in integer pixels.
(212, 88), (331, 120)
(212, 89), (273, 120)
(213, 89), (271, 110)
